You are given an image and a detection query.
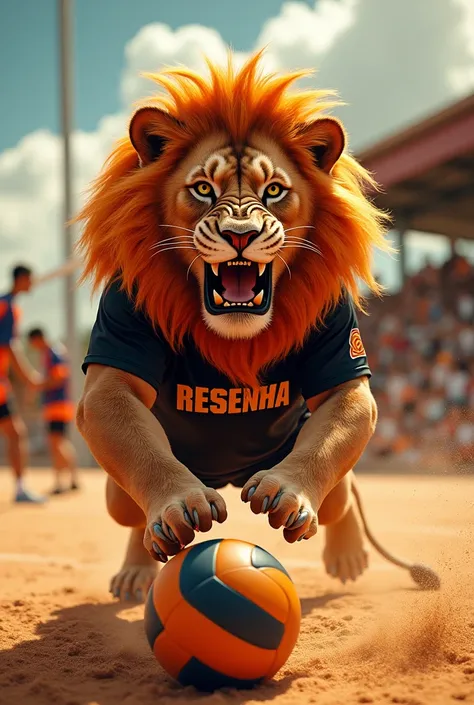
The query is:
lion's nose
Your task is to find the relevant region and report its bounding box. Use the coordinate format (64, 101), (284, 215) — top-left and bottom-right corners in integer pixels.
(220, 229), (259, 252)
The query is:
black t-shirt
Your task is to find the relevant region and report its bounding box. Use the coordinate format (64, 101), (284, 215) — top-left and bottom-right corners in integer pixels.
(83, 280), (371, 488)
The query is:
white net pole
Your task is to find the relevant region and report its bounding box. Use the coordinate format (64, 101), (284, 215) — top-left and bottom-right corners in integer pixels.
(59, 0), (92, 464)
(58, 0), (80, 403)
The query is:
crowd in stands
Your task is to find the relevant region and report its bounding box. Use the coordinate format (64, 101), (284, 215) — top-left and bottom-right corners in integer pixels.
(360, 254), (474, 469)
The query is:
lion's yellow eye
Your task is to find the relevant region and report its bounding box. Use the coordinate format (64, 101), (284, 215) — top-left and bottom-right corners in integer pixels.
(267, 184), (282, 196)
(190, 181), (215, 200)
(263, 183), (288, 203)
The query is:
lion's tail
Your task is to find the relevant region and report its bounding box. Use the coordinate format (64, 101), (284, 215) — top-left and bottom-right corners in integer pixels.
(351, 480), (441, 590)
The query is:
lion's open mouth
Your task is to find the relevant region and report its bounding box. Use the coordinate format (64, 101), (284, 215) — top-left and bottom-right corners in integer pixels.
(204, 260), (272, 315)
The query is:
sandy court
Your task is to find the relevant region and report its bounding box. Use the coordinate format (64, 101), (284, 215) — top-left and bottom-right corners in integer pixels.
(0, 468), (473, 705)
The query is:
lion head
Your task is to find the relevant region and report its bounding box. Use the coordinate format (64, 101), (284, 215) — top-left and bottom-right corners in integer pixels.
(78, 50), (390, 387)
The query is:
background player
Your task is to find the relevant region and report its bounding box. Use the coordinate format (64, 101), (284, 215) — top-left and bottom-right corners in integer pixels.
(0, 265), (46, 503)
(27, 327), (80, 495)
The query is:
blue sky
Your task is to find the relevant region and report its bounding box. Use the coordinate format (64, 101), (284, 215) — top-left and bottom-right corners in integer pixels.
(0, 0), (296, 152)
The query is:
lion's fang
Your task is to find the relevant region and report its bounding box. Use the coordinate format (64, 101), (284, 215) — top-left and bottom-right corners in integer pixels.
(253, 290), (264, 306)
(213, 290), (224, 305)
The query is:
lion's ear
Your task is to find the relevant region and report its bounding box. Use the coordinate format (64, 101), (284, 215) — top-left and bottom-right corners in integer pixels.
(129, 107), (184, 166)
(298, 117), (346, 174)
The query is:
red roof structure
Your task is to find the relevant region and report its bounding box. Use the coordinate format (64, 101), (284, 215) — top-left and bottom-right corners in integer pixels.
(356, 92), (474, 277)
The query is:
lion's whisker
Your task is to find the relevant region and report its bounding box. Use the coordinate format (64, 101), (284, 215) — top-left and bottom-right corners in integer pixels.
(186, 254), (202, 280)
(284, 235), (316, 246)
(284, 237), (321, 247)
(284, 246), (322, 256)
(284, 236), (319, 247)
(284, 226), (316, 233)
(276, 253), (291, 279)
(282, 244), (322, 254)
(150, 236), (195, 250)
(283, 238), (322, 248)
(158, 224), (195, 234)
(281, 244), (323, 257)
(154, 235), (195, 242)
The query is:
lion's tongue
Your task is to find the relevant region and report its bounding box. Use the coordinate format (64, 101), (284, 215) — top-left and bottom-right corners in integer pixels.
(220, 264), (257, 303)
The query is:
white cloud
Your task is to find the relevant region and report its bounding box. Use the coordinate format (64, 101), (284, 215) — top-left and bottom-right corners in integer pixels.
(255, 0), (474, 149)
(449, 0), (474, 91)
(1, 0), (474, 343)
(0, 113), (127, 339)
(121, 23), (231, 106)
(316, 0), (474, 148)
(257, 0), (357, 72)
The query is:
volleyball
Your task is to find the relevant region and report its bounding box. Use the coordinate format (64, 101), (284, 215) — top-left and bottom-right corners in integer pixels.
(144, 538), (301, 691)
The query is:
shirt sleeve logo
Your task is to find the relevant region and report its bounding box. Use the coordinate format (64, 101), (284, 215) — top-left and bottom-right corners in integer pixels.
(349, 328), (366, 359)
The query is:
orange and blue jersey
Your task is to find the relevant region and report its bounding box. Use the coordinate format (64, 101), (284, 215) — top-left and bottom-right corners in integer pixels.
(42, 346), (75, 422)
(0, 292), (19, 405)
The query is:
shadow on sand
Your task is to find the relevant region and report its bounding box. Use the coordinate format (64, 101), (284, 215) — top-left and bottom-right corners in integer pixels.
(0, 597), (314, 705)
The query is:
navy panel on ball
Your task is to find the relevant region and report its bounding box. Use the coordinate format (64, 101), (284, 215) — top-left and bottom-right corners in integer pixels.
(178, 539), (220, 593)
(251, 545), (291, 580)
(178, 657), (264, 691)
(144, 584), (164, 649)
(179, 539), (285, 650)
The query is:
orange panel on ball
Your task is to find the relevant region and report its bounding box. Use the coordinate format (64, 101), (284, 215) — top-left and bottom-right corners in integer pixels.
(215, 539), (254, 577)
(219, 566), (289, 624)
(165, 601), (275, 680)
(152, 548), (188, 623)
(261, 567), (301, 680)
(153, 630), (190, 680)
(266, 603), (301, 680)
(261, 566), (300, 608)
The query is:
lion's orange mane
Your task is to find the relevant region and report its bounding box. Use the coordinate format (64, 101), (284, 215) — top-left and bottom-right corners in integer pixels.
(77, 50), (390, 388)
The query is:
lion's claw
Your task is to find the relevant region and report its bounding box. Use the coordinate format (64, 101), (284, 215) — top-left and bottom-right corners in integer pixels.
(144, 483), (227, 558)
(153, 523), (169, 542)
(151, 542), (168, 562)
(241, 469), (318, 542)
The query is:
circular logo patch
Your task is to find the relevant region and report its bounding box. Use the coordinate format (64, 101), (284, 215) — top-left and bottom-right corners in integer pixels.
(349, 328), (366, 359)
